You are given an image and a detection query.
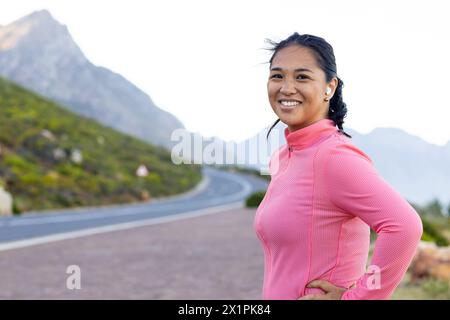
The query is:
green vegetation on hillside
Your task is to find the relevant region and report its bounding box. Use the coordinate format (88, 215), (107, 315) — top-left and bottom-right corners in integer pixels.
(410, 199), (450, 246)
(0, 77), (201, 213)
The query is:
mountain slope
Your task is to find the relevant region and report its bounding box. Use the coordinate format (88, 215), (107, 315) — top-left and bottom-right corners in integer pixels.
(0, 77), (201, 213)
(345, 126), (450, 206)
(0, 10), (183, 149)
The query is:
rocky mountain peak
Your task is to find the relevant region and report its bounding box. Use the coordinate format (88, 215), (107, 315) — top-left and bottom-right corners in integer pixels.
(0, 9), (87, 72)
(17, 9), (55, 25)
(0, 9), (80, 55)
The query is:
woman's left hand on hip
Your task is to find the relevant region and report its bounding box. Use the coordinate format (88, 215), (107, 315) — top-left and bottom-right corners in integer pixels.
(297, 279), (353, 300)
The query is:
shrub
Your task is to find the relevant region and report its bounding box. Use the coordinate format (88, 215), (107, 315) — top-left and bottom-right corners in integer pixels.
(421, 217), (449, 246)
(245, 191), (266, 208)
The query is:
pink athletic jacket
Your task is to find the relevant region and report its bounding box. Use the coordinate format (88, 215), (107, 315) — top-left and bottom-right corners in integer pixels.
(254, 118), (423, 300)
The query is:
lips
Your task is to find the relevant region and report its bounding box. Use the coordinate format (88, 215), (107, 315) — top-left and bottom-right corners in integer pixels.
(278, 99), (302, 102)
(278, 99), (302, 109)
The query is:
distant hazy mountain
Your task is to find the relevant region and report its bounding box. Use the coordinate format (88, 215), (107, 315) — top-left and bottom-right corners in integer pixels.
(239, 121), (450, 207)
(345, 127), (450, 207)
(0, 10), (184, 149)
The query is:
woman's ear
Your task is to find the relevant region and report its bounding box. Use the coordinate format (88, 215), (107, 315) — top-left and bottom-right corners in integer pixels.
(328, 77), (338, 96)
(325, 78), (338, 101)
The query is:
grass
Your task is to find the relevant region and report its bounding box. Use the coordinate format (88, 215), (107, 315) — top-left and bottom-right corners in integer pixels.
(392, 273), (450, 300)
(0, 77), (201, 213)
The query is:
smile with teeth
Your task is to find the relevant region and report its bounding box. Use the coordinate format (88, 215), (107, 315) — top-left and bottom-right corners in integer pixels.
(279, 100), (302, 107)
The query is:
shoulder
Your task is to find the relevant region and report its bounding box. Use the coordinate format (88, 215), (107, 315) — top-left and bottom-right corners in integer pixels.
(315, 131), (374, 166)
(316, 132), (382, 197)
(313, 131), (378, 183)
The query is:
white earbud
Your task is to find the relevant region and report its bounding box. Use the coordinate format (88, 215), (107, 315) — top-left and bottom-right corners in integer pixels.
(326, 87), (331, 95)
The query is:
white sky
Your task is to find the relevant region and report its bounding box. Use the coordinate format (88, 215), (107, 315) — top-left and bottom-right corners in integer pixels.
(1, 0), (449, 146)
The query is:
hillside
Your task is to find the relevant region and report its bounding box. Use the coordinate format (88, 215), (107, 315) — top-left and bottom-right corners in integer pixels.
(0, 10), (184, 149)
(0, 77), (201, 213)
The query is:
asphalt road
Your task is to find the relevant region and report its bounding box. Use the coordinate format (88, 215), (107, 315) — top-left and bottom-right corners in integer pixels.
(0, 167), (269, 299)
(0, 207), (265, 299)
(0, 167), (268, 245)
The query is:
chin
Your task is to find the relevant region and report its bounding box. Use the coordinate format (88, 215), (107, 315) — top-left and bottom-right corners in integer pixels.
(278, 115), (305, 128)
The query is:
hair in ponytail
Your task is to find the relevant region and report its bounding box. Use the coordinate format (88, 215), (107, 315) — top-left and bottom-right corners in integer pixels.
(264, 32), (351, 140)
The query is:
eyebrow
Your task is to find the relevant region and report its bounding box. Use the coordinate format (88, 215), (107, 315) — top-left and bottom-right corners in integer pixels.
(270, 67), (313, 73)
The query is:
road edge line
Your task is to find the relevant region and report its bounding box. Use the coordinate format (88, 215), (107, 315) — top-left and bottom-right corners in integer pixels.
(0, 201), (244, 252)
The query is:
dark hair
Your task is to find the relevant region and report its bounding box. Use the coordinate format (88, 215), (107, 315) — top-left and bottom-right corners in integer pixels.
(265, 32), (352, 139)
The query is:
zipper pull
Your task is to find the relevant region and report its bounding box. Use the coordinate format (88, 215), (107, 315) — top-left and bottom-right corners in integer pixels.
(288, 146), (292, 158)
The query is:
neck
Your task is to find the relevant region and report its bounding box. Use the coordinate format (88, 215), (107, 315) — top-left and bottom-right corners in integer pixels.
(287, 117), (328, 133)
(284, 118), (338, 149)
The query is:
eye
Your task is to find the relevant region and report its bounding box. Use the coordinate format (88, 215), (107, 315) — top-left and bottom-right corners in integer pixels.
(270, 74), (282, 79)
(297, 74), (309, 80)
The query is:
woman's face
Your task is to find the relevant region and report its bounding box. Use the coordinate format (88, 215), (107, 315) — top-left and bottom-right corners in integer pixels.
(267, 45), (337, 132)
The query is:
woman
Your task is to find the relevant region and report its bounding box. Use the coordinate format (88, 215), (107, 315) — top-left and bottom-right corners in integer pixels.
(253, 32), (423, 300)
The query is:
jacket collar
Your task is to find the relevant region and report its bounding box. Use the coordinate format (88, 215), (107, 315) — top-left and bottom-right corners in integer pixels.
(284, 118), (338, 149)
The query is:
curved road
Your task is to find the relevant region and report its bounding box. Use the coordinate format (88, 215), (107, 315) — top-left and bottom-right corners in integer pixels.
(0, 167), (268, 247)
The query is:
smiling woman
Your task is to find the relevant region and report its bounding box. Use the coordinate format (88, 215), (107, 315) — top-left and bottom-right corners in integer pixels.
(253, 32), (423, 300)
(265, 34), (351, 140)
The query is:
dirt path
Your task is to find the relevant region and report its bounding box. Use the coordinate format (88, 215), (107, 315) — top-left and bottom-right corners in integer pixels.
(0, 207), (264, 299)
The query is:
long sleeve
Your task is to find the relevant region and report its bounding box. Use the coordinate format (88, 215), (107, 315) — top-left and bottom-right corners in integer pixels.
(323, 144), (423, 300)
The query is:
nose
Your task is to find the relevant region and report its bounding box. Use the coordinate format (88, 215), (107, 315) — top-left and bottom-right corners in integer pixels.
(280, 79), (297, 95)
